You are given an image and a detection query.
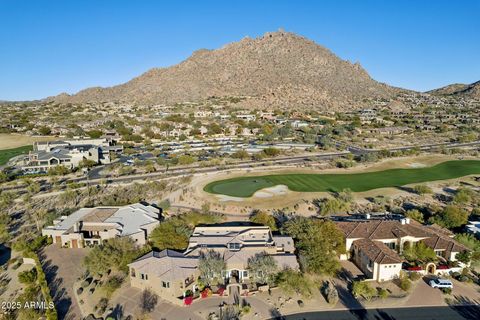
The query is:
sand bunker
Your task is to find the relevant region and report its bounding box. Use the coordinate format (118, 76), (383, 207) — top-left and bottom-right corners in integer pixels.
(215, 194), (245, 202)
(253, 185), (289, 198)
(408, 162), (427, 168)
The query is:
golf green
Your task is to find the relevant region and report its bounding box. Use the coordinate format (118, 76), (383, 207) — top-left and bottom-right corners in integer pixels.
(204, 160), (480, 197)
(0, 145), (32, 166)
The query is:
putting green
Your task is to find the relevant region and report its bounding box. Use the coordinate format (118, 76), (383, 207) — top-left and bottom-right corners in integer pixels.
(204, 160), (480, 197)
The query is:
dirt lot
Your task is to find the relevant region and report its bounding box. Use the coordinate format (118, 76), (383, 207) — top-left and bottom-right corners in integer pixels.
(0, 133), (55, 150)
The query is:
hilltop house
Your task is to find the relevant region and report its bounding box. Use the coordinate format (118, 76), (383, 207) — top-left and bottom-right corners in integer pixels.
(22, 138), (123, 173)
(42, 203), (162, 248)
(335, 218), (469, 282)
(128, 224), (298, 302)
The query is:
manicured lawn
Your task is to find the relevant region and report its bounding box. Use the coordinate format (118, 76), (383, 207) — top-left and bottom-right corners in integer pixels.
(204, 160), (480, 197)
(0, 145), (32, 166)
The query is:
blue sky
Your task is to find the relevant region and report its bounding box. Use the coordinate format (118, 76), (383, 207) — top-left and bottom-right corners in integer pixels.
(0, 0), (479, 101)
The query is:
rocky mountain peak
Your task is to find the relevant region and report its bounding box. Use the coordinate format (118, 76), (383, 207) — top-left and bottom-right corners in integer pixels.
(51, 31), (399, 110)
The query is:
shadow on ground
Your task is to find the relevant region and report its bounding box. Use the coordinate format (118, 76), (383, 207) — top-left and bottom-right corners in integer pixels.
(39, 250), (75, 320)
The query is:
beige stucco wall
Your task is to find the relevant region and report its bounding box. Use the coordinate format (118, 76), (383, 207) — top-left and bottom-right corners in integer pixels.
(129, 267), (198, 304)
(375, 263), (402, 282)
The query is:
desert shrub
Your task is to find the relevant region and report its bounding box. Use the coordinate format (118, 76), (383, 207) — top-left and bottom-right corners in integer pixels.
(18, 268), (37, 284)
(276, 269), (314, 298)
(442, 287), (452, 295)
(351, 281), (376, 301)
(95, 297), (109, 315)
(408, 272), (422, 281)
(377, 288), (389, 299)
(399, 276), (412, 291)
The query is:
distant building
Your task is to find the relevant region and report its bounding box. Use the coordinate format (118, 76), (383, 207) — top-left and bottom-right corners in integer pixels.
(21, 138), (122, 173)
(466, 221), (480, 238)
(42, 203), (162, 248)
(236, 114), (256, 121)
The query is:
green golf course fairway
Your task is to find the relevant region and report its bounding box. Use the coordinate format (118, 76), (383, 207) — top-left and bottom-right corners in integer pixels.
(204, 160), (480, 197)
(0, 145), (32, 166)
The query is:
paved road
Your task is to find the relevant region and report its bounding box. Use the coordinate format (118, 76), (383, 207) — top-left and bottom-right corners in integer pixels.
(83, 140), (480, 183)
(4, 140), (479, 195)
(276, 305), (480, 320)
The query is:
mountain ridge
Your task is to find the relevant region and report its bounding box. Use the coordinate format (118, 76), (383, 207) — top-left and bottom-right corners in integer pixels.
(427, 81), (480, 99)
(50, 31), (403, 109)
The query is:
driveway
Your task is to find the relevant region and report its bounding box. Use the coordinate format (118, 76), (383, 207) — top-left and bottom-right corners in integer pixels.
(111, 286), (203, 320)
(406, 276), (480, 307)
(40, 245), (89, 320)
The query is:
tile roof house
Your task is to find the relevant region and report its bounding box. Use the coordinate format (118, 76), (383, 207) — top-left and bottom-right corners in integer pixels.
(335, 218), (469, 282)
(128, 224), (298, 303)
(42, 203), (162, 248)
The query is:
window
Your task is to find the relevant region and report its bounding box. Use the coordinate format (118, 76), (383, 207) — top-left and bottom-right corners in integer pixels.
(243, 271), (248, 278)
(162, 281), (170, 288)
(367, 260), (373, 270)
(141, 273), (145, 280)
(386, 242), (396, 250)
(130, 268), (136, 277)
(228, 243), (241, 251)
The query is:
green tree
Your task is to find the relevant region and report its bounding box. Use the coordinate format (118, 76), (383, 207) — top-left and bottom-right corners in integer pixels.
(455, 250), (471, 264)
(262, 147), (280, 157)
(86, 129), (103, 138)
(149, 218), (192, 250)
(178, 155), (197, 165)
(247, 252), (278, 285)
(199, 250), (226, 286)
(231, 150), (249, 160)
(402, 241), (437, 263)
(38, 126), (51, 135)
(149, 212), (222, 250)
(0, 171), (8, 183)
(249, 211), (277, 231)
(405, 209), (424, 223)
(84, 237), (140, 276)
(432, 205), (469, 229)
(79, 158), (97, 168)
(282, 218), (345, 275)
(454, 234), (480, 266)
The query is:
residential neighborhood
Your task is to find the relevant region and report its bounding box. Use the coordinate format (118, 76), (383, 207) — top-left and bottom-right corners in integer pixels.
(1, 2), (480, 320)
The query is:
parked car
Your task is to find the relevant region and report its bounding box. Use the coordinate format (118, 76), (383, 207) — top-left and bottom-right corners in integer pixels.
(429, 278), (453, 289)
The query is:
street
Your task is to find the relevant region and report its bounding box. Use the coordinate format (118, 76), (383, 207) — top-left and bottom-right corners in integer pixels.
(278, 305), (480, 320)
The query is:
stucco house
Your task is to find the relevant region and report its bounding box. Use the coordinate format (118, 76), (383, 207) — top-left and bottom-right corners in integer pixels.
(22, 138), (123, 173)
(42, 203), (162, 248)
(128, 224), (298, 303)
(335, 218), (469, 282)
